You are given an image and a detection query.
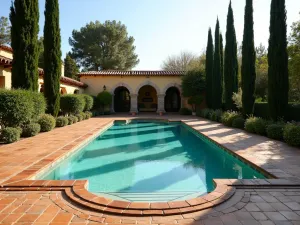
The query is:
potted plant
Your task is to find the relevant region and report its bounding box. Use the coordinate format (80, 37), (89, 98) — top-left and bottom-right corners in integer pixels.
(188, 95), (204, 116)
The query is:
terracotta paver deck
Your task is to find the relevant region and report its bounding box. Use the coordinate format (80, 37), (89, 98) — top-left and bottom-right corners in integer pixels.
(0, 114), (299, 224)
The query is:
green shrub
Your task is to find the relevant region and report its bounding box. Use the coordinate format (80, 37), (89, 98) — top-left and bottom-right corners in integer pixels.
(0, 89), (34, 127)
(22, 123), (41, 137)
(79, 111), (87, 120)
(60, 95), (85, 115)
(179, 108), (192, 115)
(245, 117), (256, 133)
(82, 95), (94, 111)
(283, 123), (300, 146)
(97, 91), (112, 109)
(30, 92), (47, 121)
(70, 115), (78, 124)
(85, 111), (92, 119)
(56, 117), (69, 127)
(1, 127), (21, 143)
(221, 111), (240, 127)
(67, 116), (74, 125)
(75, 113), (83, 122)
(267, 123), (284, 140)
(38, 114), (56, 132)
(253, 118), (268, 135)
(232, 117), (245, 129)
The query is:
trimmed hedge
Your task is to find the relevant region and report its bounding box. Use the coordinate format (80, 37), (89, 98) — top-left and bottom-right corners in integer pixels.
(22, 123), (41, 137)
(1, 127), (21, 143)
(60, 95), (85, 115)
(30, 92), (47, 121)
(69, 115), (78, 124)
(232, 117), (245, 129)
(254, 103), (300, 121)
(0, 89), (34, 127)
(38, 114), (56, 132)
(56, 117), (69, 127)
(179, 108), (192, 115)
(283, 123), (300, 147)
(85, 111), (92, 119)
(82, 95), (94, 111)
(75, 113), (83, 122)
(267, 123), (284, 140)
(253, 118), (268, 135)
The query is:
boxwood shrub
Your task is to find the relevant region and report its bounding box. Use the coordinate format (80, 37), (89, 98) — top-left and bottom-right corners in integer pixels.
(283, 123), (300, 146)
(179, 108), (192, 115)
(232, 117), (245, 129)
(38, 114), (56, 132)
(1, 127), (21, 144)
(22, 123), (41, 137)
(266, 123), (284, 140)
(56, 117), (69, 127)
(60, 95), (85, 115)
(82, 94), (94, 111)
(85, 111), (92, 119)
(253, 118), (268, 135)
(0, 89), (34, 127)
(221, 111), (240, 127)
(29, 92), (47, 121)
(75, 113), (84, 122)
(70, 115), (78, 124)
(245, 117), (256, 133)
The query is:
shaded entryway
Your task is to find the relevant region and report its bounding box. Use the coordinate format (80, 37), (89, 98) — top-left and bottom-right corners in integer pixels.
(138, 85), (157, 112)
(114, 87), (131, 112)
(165, 87), (181, 112)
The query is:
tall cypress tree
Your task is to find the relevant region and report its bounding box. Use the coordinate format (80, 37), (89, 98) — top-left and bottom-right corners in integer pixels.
(212, 19), (222, 109)
(268, 0), (289, 120)
(224, 1), (238, 110)
(10, 0), (39, 91)
(241, 0), (256, 116)
(44, 0), (62, 116)
(220, 33), (224, 103)
(205, 28), (214, 109)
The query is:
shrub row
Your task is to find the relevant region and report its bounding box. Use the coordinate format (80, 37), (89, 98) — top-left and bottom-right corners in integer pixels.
(60, 94), (94, 115)
(197, 108), (300, 147)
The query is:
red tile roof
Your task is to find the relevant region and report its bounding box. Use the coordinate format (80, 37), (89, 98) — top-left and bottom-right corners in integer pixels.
(0, 45), (13, 53)
(0, 55), (12, 66)
(79, 70), (185, 77)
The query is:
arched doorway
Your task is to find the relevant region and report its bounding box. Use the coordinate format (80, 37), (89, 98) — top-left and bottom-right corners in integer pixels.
(114, 87), (131, 112)
(138, 85), (157, 112)
(165, 87), (181, 112)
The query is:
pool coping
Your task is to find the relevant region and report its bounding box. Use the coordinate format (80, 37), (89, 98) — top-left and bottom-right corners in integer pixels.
(0, 117), (299, 217)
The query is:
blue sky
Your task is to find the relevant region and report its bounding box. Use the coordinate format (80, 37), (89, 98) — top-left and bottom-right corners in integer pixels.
(1, 0), (299, 70)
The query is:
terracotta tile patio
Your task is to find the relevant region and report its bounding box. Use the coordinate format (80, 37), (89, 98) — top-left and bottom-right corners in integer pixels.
(0, 114), (299, 224)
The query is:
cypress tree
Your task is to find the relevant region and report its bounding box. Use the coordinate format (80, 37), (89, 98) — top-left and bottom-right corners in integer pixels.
(268, 0), (289, 120)
(205, 28), (214, 109)
(224, 1), (238, 110)
(241, 0), (256, 116)
(220, 33), (224, 103)
(10, 0), (39, 91)
(212, 19), (222, 109)
(43, 0), (62, 117)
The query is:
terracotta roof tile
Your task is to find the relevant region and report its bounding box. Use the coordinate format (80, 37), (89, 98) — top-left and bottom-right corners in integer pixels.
(79, 70), (185, 77)
(0, 45), (13, 53)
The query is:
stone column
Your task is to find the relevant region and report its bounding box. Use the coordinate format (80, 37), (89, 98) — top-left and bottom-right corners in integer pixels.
(130, 94), (138, 114)
(110, 94), (115, 113)
(157, 94), (166, 113)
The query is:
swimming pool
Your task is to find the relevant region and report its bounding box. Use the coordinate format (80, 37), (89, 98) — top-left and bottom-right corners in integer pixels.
(40, 121), (266, 202)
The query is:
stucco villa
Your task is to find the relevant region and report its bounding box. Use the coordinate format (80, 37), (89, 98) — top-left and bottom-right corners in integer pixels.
(1, 44), (188, 114)
(0, 45), (86, 94)
(79, 70), (185, 113)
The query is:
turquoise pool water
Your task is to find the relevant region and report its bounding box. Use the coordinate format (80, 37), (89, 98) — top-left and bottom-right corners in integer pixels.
(40, 121), (265, 202)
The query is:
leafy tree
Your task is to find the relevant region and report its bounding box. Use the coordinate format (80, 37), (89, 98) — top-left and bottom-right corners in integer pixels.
(224, 1), (239, 110)
(255, 44), (268, 101)
(64, 53), (79, 80)
(188, 96), (204, 112)
(288, 12), (300, 102)
(43, 0), (61, 117)
(241, 0), (256, 116)
(0, 17), (10, 45)
(205, 28), (214, 108)
(10, 0), (39, 91)
(97, 91), (112, 112)
(212, 18), (223, 109)
(268, 0), (289, 120)
(69, 20), (139, 71)
(181, 70), (206, 97)
(162, 51), (206, 71)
